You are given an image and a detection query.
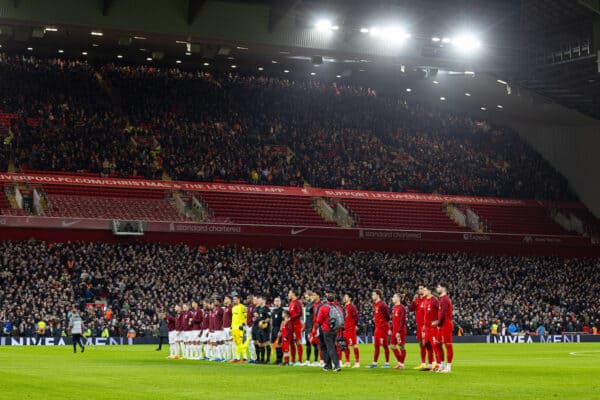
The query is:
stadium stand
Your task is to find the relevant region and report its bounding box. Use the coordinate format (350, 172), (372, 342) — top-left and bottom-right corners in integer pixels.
(0, 55), (574, 200)
(41, 186), (188, 222)
(0, 241), (598, 339)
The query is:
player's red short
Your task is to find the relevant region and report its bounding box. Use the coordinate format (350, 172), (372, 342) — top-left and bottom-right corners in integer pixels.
(416, 324), (424, 342)
(438, 322), (453, 344)
(292, 322), (303, 342)
(425, 327), (439, 345)
(344, 328), (357, 347)
(390, 326), (406, 346)
(374, 327), (388, 346)
(281, 340), (290, 353)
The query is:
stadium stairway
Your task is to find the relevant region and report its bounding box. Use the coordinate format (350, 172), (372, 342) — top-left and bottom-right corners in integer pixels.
(0, 183), (25, 216)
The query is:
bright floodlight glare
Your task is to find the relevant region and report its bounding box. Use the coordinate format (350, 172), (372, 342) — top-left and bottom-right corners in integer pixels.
(27, 47), (33, 51)
(146, 57), (152, 61)
(283, 70), (290, 73)
(432, 37), (441, 42)
(406, 88), (412, 92)
(432, 80), (439, 84)
(465, 92), (471, 96)
(258, 67), (264, 71)
(452, 34), (482, 52)
(481, 106), (487, 110)
(497, 79), (508, 85)
(336, 74), (342, 78)
(370, 27), (381, 37)
(176, 60), (182, 64)
(497, 104), (503, 109)
(58, 49), (64, 53)
(117, 55), (123, 59)
(440, 96), (446, 101)
(45, 27), (58, 32)
(442, 37), (452, 43)
(81, 52), (88, 55)
(360, 27), (369, 33)
(310, 72), (316, 76)
(315, 19), (333, 32)
(90, 31), (103, 36)
(203, 62), (210, 66)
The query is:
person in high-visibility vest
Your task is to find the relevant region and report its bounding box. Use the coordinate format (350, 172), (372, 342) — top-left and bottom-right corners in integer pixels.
(491, 322), (499, 338)
(83, 328), (92, 338)
(101, 327), (110, 338)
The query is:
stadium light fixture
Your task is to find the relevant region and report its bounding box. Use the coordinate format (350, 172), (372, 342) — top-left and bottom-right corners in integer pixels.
(283, 69), (290, 73)
(203, 62), (210, 66)
(117, 55), (123, 59)
(146, 57), (152, 61)
(230, 65), (237, 69)
(465, 92), (471, 96)
(176, 60), (182, 64)
(91, 31), (103, 36)
(406, 88), (412, 92)
(27, 47), (33, 51)
(360, 27), (369, 33)
(432, 80), (439, 84)
(496, 79), (507, 85)
(464, 71), (475, 75)
(336, 74), (342, 78)
(496, 104), (503, 109)
(258, 67), (264, 71)
(236, 46), (248, 50)
(440, 96), (446, 101)
(92, 44), (99, 47)
(58, 49), (64, 53)
(442, 37), (452, 43)
(81, 51), (88, 55)
(133, 36), (146, 40)
(271, 60), (278, 64)
(452, 34), (481, 52)
(432, 37), (441, 42)
(480, 106), (487, 110)
(310, 72), (316, 76)
(185, 52), (192, 56)
(44, 27), (58, 32)
(315, 19), (336, 32)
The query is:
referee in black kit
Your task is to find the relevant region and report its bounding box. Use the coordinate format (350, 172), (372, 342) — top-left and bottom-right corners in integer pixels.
(270, 296), (284, 364)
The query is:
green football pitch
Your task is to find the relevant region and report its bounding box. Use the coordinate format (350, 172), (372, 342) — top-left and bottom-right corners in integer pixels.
(0, 343), (598, 399)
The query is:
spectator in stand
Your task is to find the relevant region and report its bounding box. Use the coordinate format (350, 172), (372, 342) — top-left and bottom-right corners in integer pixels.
(0, 240), (598, 338)
(0, 54), (574, 201)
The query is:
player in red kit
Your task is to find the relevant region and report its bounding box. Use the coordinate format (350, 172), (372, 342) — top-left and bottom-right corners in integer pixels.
(342, 293), (360, 368)
(409, 285), (427, 370)
(367, 289), (390, 368)
(422, 286), (441, 371)
(222, 295), (234, 361)
(278, 310), (293, 365)
(174, 304), (185, 359)
(390, 293), (407, 369)
(287, 289), (304, 366)
(435, 284), (454, 373)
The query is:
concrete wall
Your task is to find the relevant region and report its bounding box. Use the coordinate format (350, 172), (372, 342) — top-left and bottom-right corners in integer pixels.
(511, 122), (600, 217)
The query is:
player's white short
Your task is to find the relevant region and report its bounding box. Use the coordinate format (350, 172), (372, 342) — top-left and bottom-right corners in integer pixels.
(208, 331), (218, 342)
(244, 326), (253, 341)
(216, 330), (225, 342)
(200, 329), (210, 343)
(168, 331), (176, 345)
(190, 330), (201, 342)
(175, 331), (183, 342)
(223, 327), (232, 341)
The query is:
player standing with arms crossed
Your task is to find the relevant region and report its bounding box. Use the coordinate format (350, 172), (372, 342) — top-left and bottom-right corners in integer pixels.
(367, 289), (390, 369)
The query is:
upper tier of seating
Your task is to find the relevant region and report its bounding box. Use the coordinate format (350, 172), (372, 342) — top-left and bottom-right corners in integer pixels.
(42, 185), (189, 222)
(340, 199), (468, 231)
(468, 204), (566, 235)
(196, 192), (337, 227)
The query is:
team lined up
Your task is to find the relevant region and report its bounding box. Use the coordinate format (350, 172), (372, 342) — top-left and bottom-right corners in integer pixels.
(161, 284), (454, 373)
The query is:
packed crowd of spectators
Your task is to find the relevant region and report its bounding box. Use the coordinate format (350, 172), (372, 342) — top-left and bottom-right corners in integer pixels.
(1, 240), (598, 339)
(0, 54), (573, 200)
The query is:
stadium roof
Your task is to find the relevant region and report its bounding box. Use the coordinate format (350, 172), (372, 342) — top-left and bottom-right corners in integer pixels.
(0, 0), (598, 122)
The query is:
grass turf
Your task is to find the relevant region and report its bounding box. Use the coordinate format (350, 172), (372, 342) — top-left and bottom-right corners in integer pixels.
(0, 343), (598, 399)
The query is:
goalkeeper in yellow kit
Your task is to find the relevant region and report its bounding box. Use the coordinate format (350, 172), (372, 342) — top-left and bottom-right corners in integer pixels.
(231, 294), (249, 363)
